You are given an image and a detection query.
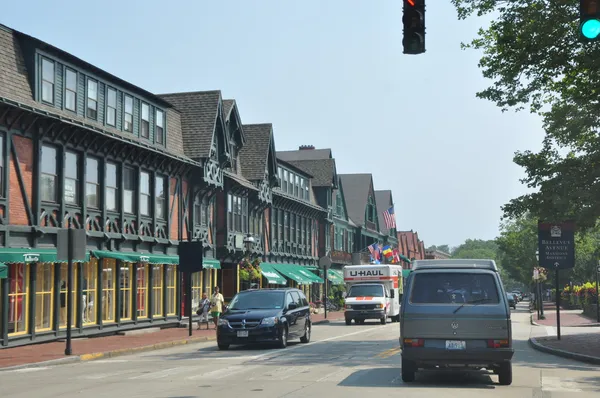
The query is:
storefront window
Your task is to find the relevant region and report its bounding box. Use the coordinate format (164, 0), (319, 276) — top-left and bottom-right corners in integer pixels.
(59, 264), (78, 328)
(166, 265), (177, 315)
(119, 263), (133, 320)
(102, 259), (116, 322)
(8, 264), (28, 335)
(82, 259), (98, 325)
(190, 270), (201, 313)
(152, 265), (163, 317)
(35, 264), (53, 331)
(137, 264), (149, 318)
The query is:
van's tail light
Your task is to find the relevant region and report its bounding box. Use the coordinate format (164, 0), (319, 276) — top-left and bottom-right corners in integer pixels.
(487, 339), (509, 348)
(403, 338), (424, 348)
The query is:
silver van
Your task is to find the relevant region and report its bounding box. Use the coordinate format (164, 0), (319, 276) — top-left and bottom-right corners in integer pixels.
(399, 259), (514, 385)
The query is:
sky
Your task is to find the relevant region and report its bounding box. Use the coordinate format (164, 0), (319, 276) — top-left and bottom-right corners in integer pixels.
(1, 0), (545, 248)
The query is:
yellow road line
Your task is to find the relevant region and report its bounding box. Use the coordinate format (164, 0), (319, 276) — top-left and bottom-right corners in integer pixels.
(374, 346), (402, 359)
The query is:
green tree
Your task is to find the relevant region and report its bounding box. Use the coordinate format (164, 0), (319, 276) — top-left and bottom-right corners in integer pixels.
(452, 239), (498, 260)
(452, 0), (600, 229)
(427, 244), (451, 254)
(495, 214), (538, 284)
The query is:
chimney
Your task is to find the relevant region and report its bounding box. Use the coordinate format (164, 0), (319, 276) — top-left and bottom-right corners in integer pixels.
(299, 145), (315, 150)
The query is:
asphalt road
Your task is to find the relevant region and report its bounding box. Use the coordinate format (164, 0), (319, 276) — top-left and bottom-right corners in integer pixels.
(1, 303), (599, 398)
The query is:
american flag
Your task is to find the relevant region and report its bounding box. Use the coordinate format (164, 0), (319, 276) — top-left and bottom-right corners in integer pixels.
(383, 206), (396, 229)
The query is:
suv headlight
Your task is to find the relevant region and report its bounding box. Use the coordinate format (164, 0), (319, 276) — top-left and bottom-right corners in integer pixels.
(218, 318), (230, 327)
(261, 316), (279, 326)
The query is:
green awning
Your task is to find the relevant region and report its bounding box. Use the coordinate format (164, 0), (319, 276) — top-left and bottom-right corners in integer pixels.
(0, 263), (7, 279)
(402, 269), (412, 278)
(305, 265), (318, 270)
(272, 263), (318, 285)
(260, 263), (287, 285)
(203, 259), (221, 269)
(327, 269), (344, 285)
(0, 247), (90, 263)
(90, 250), (178, 265)
(295, 266), (324, 284)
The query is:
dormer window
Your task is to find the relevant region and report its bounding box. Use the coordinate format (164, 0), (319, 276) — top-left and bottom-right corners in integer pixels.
(41, 58), (55, 104)
(231, 145), (238, 172)
(367, 196), (376, 222)
(155, 109), (164, 144)
(141, 103), (150, 138)
(86, 79), (98, 120)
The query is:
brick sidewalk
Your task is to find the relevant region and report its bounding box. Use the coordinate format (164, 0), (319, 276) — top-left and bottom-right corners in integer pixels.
(532, 311), (600, 327)
(0, 311), (346, 370)
(531, 333), (600, 364)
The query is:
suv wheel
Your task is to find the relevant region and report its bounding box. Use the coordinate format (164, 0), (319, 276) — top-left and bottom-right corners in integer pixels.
(401, 357), (416, 382)
(345, 318), (352, 325)
(380, 315), (386, 325)
(300, 322), (311, 343)
(498, 361), (512, 385)
(278, 326), (288, 349)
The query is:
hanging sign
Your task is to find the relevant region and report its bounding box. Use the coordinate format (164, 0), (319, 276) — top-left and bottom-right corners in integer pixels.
(537, 220), (575, 270)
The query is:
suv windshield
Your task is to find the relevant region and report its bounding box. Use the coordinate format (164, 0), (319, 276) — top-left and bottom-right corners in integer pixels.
(347, 284), (384, 298)
(228, 291), (285, 310)
(410, 272), (500, 304)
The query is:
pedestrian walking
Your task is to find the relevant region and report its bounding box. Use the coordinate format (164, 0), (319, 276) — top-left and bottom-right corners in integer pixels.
(210, 286), (225, 330)
(196, 292), (210, 330)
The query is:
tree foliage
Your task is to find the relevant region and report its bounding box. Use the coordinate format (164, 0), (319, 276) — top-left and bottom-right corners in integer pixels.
(451, 239), (499, 260)
(427, 244), (451, 254)
(452, 0), (600, 229)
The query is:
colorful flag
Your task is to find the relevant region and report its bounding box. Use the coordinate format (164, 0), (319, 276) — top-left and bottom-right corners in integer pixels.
(383, 206), (396, 230)
(392, 249), (400, 264)
(382, 245), (393, 259)
(368, 243), (380, 260)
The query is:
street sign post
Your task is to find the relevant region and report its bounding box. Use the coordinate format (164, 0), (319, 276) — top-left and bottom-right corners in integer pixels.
(179, 241), (204, 337)
(319, 256), (332, 319)
(57, 228), (87, 356)
(538, 220), (576, 341)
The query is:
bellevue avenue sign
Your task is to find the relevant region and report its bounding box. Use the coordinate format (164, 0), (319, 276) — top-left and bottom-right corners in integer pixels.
(537, 220), (575, 270)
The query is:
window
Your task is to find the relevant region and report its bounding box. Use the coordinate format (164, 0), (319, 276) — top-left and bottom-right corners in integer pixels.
(296, 215), (300, 244)
(166, 265), (177, 315)
(409, 273), (501, 305)
(59, 264), (78, 328)
(64, 151), (79, 205)
(65, 69), (77, 112)
(106, 162), (118, 212)
(348, 284), (384, 298)
(0, 135), (4, 197)
(8, 264), (28, 335)
(41, 58), (55, 104)
(284, 211), (289, 241)
(123, 167), (136, 214)
(82, 259), (98, 325)
(137, 264), (149, 318)
(228, 194), (247, 233)
(155, 175), (166, 219)
(294, 175), (299, 197)
(336, 190), (343, 216)
(86, 157), (100, 208)
(102, 258), (116, 322)
(106, 87), (117, 126)
(152, 265), (163, 317)
(87, 79), (98, 119)
(282, 170), (288, 192)
(155, 109), (164, 144)
(367, 196), (375, 222)
(124, 95), (133, 132)
(300, 179), (305, 200)
(141, 103), (150, 138)
(140, 171), (151, 216)
(305, 181), (309, 200)
(278, 209), (283, 241)
(288, 173), (294, 195)
(119, 263), (133, 320)
(41, 145), (58, 202)
(35, 264), (53, 331)
(277, 167), (282, 187)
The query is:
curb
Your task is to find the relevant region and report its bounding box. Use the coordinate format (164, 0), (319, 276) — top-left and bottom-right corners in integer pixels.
(529, 337), (600, 365)
(529, 313), (600, 328)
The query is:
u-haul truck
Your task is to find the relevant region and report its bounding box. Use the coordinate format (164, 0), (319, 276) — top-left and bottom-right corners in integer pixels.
(343, 264), (403, 325)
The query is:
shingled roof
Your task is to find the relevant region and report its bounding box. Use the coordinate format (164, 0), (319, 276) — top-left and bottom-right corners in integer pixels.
(277, 147), (332, 161)
(338, 173), (374, 227)
(375, 190), (392, 233)
(157, 90), (222, 160)
(239, 124), (277, 181)
(275, 147), (337, 188)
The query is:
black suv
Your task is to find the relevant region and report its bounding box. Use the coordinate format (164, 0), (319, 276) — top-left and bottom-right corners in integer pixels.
(216, 288), (312, 350)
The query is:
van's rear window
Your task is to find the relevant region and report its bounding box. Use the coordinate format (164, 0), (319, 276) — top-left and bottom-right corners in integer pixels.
(410, 273), (500, 304)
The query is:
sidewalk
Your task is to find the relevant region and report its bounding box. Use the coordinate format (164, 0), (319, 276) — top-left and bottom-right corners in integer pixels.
(531, 310), (600, 327)
(530, 333), (600, 365)
(0, 311), (345, 371)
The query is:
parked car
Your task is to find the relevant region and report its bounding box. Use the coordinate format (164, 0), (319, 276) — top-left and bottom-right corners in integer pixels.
(400, 259), (514, 386)
(216, 288), (312, 350)
(511, 291), (523, 302)
(506, 293), (517, 309)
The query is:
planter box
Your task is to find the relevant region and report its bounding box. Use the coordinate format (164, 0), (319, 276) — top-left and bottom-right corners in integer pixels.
(583, 304), (598, 319)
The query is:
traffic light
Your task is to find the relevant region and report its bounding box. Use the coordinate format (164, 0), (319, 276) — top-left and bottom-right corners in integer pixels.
(580, 0), (600, 41)
(402, 0), (425, 55)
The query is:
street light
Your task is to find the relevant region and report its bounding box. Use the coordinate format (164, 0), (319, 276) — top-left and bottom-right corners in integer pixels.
(243, 234), (255, 252)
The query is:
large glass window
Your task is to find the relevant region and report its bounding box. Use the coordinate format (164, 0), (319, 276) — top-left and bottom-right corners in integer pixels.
(101, 259), (116, 322)
(124, 95), (133, 132)
(106, 87), (117, 127)
(305, 181), (309, 200)
(136, 264), (149, 318)
(8, 264), (28, 335)
(284, 211), (289, 241)
(86, 79), (98, 119)
(140, 171), (151, 217)
(41, 58), (55, 104)
(119, 263), (133, 321)
(82, 259), (98, 325)
(155, 109), (164, 144)
(59, 264), (78, 328)
(123, 167), (136, 214)
(41, 145), (57, 202)
(152, 265), (163, 317)
(35, 264), (53, 331)
(106, 162), (118, 212)
(64, 151), (79, 205)
(166, 265), (177, 316)
(410, 273), (501, 305)
(65, 68), (77, 112)
(155, 176), (166, 219)
(300, 179), (305, 200)
(141, 103), (150, 138)
(86, 157), (100, 208)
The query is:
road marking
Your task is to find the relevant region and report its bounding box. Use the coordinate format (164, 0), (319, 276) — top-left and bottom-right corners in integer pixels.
(542, 376), (583, 392)
(375, 346), (401, 359)
(188, 364), (260, 380)
(545, 326), (556, 336)
(129, 366), (197, 380)
(3, 367), (51, 373)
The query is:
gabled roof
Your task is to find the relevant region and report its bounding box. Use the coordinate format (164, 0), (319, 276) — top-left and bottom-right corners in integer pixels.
(277, 148), (332, 161)
(157, 90), (222, 160)
(375, 190), (393, 233)
(222, 99), (245, 146)
(239, 123), (278, 181)
(333, 175), (349, 221)
(282, 158), (337, 188)
(338, 173), (375, 227)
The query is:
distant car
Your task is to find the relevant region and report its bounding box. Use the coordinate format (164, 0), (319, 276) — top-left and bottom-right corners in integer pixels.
(511, 292), (522, 301)
(506, 293), (517, 309)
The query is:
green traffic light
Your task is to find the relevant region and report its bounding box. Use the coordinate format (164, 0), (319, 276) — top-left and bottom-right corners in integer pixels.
(581, 18), (600, 40)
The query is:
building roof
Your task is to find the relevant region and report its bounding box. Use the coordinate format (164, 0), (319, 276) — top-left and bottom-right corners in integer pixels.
(275, 146), (337, 188)
(277, 147), (332, 161)
(338, 173), (374, 227)
(239, 123), (276, 181)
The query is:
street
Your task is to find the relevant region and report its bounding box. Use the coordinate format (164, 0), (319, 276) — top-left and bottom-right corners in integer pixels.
(1, 304), (599, 398)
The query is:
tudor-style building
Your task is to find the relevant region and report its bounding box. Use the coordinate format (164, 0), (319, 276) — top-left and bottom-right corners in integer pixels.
(330, 175), (356, 268)
(0, 24), (229, 347)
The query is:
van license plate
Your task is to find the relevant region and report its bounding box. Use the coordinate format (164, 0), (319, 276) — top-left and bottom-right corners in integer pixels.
(237, 330), (249, 338)
(445, 340), (466, 350)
